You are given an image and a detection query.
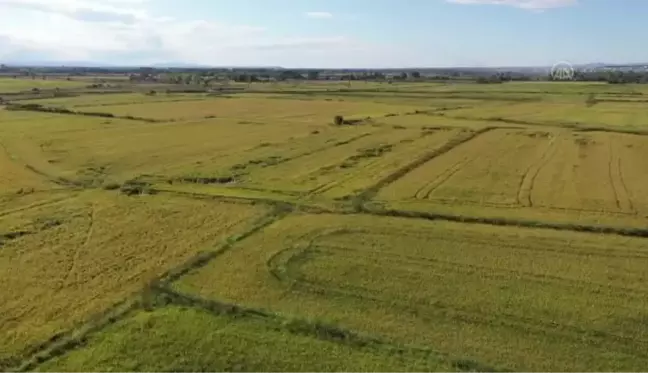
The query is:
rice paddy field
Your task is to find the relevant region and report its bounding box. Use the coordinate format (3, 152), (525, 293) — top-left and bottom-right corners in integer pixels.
(1, 80), (648, 372)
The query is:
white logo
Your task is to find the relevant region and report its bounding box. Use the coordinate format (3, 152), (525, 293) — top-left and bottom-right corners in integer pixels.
(551, 61), (574, 80)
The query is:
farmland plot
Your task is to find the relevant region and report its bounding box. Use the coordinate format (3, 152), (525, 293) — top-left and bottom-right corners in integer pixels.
(0, 78), (86, 93)
(78, 97), (421, 122)
(379, 129), (555, 206)
(378, 129), (648, 227)
(38, 306), (453, 372)
(175, 213), (648, 372)
(445, 101), (648, 131)
(0, 192), (269, 365)
(30, 93), (210, 108)
(0, 110), (383, 186)
(239, 127), (464, 198)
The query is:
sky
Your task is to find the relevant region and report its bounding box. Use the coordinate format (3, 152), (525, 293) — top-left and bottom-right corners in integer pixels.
(0, 0), (647, 68)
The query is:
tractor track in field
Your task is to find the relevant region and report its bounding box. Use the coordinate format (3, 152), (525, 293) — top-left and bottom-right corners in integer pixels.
(59, 204), (95, 289)
(516, 134), (559, 207)
(607, 139), (635, 214)
(414, 157), (474, 200)
(617, 157), (635, 213)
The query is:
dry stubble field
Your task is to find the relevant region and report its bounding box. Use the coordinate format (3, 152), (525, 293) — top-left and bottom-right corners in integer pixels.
(1, 79), (648, 371)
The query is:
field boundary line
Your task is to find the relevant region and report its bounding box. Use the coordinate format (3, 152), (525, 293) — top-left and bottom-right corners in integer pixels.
(152, 184), (648, 239)
(430, 112), (648, 137)
(362, 205), (648, 239)
(9, 298), (139, 372)
(9, 202), (291, 371)
(4, 103), (166, 123)
(144, 284), (505, 373)
(156, 204), (292, 287)
(306, 131), (422, 196)
(356, 127), (497, 203)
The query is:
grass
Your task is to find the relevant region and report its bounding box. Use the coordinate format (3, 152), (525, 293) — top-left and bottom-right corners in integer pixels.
(174, 212), (648, 372)
(0, 191), (269, 366)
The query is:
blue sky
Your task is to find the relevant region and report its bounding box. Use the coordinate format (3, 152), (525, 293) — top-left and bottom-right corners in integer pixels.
(0, 0), (646, 67)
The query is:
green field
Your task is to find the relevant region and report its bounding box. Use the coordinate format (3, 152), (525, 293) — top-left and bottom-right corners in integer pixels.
(0, 78), (88, 93)
(2, 81), (648, 371)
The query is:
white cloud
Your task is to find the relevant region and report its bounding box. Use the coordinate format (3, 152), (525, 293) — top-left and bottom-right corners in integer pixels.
(446, 0), (578, 10)
(305, 11), (333, 19)
(0, 0), (369, 66)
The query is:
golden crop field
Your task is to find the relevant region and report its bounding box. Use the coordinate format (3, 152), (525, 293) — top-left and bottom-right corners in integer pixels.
(174, 213), (648, 372)
(38, 306), (455, 372)
(78, 96), (423, 121)
(377, 127), (648, 228)
(2, 81), (648, 371)
(445, 100), (648, 131)
(0, 192), (269, 366)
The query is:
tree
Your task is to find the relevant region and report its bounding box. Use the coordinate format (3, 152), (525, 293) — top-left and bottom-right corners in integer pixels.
(307, 71), (319, 80)
(399, 72), (408, 80)
(411, 71), (421, 79)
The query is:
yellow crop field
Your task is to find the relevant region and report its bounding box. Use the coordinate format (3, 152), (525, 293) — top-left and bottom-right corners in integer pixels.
(30, 92), (210, 108)
(377, 128), (648, 228)
(446, 100), (648, 130)
(241, 128), (462, 197)
(378, 113), (494, 129)
(0, 142), (55, 195)
(4, 80), (648, 371)
(0, 78), (87, 93)
(38, 306), (454, 372)
(0, 110), (381, 186)
(78, 97), (422, 121)
(379, 129), (554, 206)
(0, 192), (269, 364)
(175, 213), (648, 372)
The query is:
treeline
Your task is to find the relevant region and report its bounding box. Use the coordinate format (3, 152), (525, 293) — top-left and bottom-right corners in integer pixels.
(3, 63), (648, 85)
